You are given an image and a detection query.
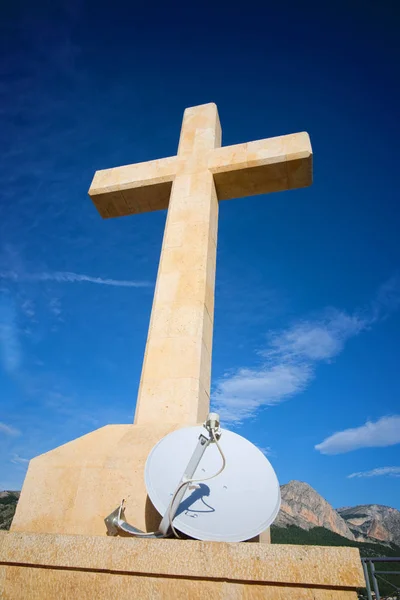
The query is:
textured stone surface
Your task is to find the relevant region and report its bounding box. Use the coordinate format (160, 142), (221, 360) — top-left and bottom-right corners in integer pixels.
(275, 481), (355, 540)
(0, 569), (361, 600)
(89, 103), (312, 428)
(10, 423), (268, 542)
(0, 531), (363, 599)
(11, 424), (178, 536)
(89, 117), (312, 218)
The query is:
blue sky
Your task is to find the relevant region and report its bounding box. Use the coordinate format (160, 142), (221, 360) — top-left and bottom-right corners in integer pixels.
(1, 1), (399, 510)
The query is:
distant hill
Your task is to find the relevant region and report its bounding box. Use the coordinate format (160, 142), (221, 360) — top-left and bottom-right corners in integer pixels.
(338, 504), (400, 547)
(275, 480), (355, 540)
(0, 491), (20, 531)
(275, 480), (400, 547)
(271, 523), (400, 557)
(271, 481), (400, 597)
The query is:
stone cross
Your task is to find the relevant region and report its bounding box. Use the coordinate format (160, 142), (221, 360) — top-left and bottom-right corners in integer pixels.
(89, 103), (312, 427)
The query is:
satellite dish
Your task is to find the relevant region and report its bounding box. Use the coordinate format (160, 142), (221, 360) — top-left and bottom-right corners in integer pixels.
(145, 424), (281, 542)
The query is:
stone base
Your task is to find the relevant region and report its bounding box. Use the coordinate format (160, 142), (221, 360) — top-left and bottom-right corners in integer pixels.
(12, 423), (184, 536)
(11, 423), (269, 542)
(0, 531), (364, 599)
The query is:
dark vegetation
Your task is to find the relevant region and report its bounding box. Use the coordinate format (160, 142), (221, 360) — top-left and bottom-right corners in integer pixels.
(0, 492), (20, 531)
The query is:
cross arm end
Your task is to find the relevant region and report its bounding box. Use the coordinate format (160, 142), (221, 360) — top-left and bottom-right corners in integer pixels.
(88, 156), (178, 219)
(209, 132), (313, 201)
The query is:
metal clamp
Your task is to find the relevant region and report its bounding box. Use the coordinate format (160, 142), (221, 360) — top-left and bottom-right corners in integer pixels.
(105, 499), (165, 538)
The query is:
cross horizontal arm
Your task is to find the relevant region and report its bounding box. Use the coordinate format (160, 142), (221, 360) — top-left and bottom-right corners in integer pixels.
(208, 132), (312, 201)
(88, 131), (312, 219)
(89, 156), (178, 218)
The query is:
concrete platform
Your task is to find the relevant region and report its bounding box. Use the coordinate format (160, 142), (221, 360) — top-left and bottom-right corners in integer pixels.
(0, 531), (365, 599)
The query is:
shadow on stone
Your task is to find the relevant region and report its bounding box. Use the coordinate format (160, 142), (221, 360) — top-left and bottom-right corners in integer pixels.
(145, 495), (162, 533)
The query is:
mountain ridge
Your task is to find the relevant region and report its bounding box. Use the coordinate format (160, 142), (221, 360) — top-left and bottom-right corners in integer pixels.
(338, 503), (400, 546)
(275, 480), (400, 547)
(275, 480), (355, 540)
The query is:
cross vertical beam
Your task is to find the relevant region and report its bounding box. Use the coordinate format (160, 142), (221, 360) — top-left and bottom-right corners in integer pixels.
(88, 102), (312, 427)
(134, 104), (221, 425)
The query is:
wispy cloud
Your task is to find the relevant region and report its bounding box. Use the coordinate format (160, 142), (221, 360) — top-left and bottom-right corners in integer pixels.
(315, 415), (400, 455)
(0, 295), (21, 374)
(214, 363), (312, 422)
(0, 270), (151, 288)
(20, 299), (35, 319)
(374, 274), (400, 312)
(48, 297), (62, 318)
(348, 466), (400, 479)
(10, 454), (29, 465)
(213, 277), (400, 423)
(256, 445), (274, 457)
(0, 422), (21, 436)
(264, 309), (367, 363)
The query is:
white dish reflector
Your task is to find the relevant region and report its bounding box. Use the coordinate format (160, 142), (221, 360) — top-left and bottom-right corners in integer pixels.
(145, 425), (281, 542)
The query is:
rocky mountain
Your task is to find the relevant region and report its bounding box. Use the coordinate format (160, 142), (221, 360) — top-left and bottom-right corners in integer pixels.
(338, 504), (400, 547)
(0, 491), (20, 531)
(274, 481), (400, 547)
(275, 480), (355, 540)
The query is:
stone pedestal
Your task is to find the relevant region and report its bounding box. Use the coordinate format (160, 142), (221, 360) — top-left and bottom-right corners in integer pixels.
(11, 423), (270, 542)
(12, 104), (313, 548)
(11, 424), (178, 536)
(0, 532), (364, 599)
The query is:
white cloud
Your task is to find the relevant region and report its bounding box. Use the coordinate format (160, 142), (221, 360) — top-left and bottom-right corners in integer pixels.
(375, 274), (400, 312)
(20, 299), (35, 319)
(212, 278), (400, 423)
(266, 310), (368, 362)
(0, 270), (150, 288)
(0, 422), (21, 436)
(315, 415), (400, 455)
(213, 309), (369, 423)
(348, 466), (400, 478)
(214, 363), (312, 423)
(10, 454), (29, 465)
(256, 445), (274, 457)
(49, 297), (62, 317)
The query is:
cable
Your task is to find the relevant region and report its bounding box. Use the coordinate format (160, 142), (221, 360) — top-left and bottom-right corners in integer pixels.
(110, 425), (227, 539)
(168, 427), (226, 538)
